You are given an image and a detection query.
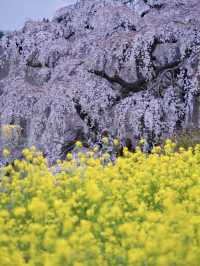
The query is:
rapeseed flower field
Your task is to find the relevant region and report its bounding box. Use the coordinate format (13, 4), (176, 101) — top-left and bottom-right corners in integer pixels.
(1, 141), (200, 265)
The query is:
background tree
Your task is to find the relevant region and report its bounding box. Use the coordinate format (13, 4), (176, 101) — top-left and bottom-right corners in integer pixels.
(0, 31), (4, 39)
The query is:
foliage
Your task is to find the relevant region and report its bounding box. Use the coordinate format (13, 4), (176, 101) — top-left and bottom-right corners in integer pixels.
(0, 31), (4, 39)
(1, 124), (22, 151)
(1, 141), (200, 265)
(172, 127), (200, 150)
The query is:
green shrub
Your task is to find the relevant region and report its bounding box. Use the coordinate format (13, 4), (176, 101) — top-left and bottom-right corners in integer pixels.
(172, 127), (200, 150)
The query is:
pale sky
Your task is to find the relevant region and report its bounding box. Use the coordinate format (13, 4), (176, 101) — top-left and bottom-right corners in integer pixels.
(0, 0), (76, 31)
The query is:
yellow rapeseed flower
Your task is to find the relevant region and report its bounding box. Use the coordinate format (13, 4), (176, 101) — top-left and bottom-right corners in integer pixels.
(102, 137), (109, 145)
(2, 148), (10, 158)
(1, 143), (200, 265)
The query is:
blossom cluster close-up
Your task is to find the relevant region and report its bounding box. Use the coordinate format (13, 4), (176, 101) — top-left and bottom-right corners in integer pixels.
(1, 141), (200, 265)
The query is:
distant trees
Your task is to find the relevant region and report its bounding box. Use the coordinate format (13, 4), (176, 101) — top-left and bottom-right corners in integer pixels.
(0, 31), (4, 39)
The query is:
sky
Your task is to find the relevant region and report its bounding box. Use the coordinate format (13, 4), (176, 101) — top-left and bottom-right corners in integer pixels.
(0, 0), (76, 31)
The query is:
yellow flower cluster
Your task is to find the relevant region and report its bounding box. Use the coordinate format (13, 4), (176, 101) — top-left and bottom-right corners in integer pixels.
(1, 124), (22, 140)
(1, 141), (200, 265)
